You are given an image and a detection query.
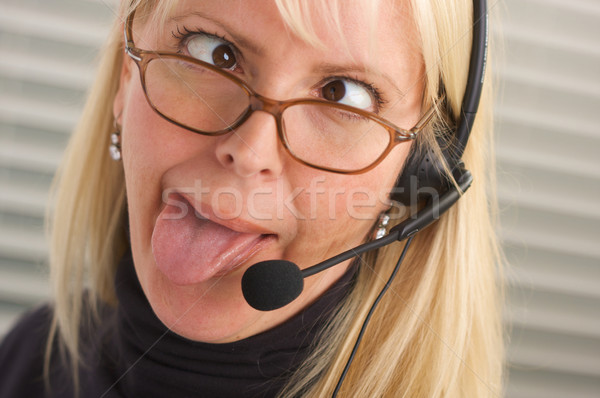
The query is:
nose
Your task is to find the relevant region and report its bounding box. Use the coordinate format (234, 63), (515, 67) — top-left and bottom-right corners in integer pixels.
(215, 111), (284, 179)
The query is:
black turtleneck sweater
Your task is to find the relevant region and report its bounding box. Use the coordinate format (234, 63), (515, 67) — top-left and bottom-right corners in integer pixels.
(0, 252), (355, 398)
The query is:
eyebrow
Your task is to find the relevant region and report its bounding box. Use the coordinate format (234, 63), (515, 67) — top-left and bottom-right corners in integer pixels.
(169, 11), (265, 57)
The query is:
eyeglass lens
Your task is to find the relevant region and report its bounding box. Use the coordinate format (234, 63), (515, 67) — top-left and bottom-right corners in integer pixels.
(144, 56), (392, 172)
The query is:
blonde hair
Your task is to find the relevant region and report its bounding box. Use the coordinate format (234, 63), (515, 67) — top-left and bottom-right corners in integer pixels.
(46, 0), (503, 396)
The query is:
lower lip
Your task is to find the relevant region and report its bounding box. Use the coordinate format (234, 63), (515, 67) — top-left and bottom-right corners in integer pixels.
(213, 234), (276, 278)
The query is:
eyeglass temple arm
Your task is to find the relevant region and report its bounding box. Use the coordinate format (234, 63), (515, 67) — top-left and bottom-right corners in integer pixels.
(123, 10), (142, 61)
(409, 93), (446, 135)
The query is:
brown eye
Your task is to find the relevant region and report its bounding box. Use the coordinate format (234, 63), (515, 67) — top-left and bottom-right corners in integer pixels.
(322, 80), (346, 101)
(320, 79), (374, 110)
(187, 34), (238, 70)
(212, 44), (237, 69)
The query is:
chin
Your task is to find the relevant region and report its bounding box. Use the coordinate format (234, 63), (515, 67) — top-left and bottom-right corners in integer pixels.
(144, 264), (260, 343)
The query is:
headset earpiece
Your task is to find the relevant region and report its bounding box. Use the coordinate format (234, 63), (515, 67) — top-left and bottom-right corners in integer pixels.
(393, 130), (458, 207)
(393, 0), (487, 208)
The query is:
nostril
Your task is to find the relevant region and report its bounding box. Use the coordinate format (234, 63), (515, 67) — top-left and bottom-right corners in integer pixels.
(214, 112), (284, 178)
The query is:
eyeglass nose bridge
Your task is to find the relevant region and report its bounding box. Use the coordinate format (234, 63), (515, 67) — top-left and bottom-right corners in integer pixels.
(243, 93), (298, 161)
(248, 94), (286, 119)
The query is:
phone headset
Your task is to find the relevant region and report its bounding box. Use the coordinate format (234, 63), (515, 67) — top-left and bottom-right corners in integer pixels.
(242, 0), (488, 394)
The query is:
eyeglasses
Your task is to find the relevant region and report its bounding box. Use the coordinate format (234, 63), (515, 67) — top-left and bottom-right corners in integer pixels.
(123, 10), (441, 174)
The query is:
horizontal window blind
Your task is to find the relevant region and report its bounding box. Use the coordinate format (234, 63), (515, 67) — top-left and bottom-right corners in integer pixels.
(495, 0), (600, 397)
(0, 0), (117, 331)
(0, 1), (598, 397)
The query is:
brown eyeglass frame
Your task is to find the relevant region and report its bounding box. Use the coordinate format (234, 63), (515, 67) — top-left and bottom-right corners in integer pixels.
(123, 9), (443, 174)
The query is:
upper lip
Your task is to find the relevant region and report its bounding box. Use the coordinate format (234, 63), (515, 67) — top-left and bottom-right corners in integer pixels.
(176, 191), (278, 236)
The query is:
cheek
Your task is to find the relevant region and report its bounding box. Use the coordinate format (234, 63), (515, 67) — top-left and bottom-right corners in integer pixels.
(121, 83), (203, 200)
(297, 141), (408, 215)
(123, 87), (173, 172)
(120, 89), (161, 257)
(286, 143), (407, 254)
(123, 90), (162, 197)
(121, 82), (197, 247)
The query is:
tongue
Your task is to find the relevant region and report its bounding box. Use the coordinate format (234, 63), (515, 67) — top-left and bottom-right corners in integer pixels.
(151, 198), (258, 285)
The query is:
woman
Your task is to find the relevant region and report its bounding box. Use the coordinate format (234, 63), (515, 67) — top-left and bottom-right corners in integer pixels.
(0, 0), (503, 397)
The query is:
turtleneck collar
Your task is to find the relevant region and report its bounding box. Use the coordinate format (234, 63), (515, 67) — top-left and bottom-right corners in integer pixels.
(106, 251), (356, 398)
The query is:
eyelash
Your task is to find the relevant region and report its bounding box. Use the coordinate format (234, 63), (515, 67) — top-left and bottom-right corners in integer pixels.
(365, 82), (386, 111)
(323, 76), (387, 113)
(171, 25), (233, 53)
(170, 25), (387, 113)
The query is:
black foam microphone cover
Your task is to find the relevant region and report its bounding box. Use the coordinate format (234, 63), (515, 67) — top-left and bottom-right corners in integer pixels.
(241, 260), (304, 311)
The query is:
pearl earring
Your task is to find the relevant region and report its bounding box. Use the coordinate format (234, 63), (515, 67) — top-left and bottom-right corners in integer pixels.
(109, 121), (121, 161)
(373, 213), (391, 240)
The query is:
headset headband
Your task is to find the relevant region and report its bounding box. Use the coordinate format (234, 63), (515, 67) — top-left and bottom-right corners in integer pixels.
(453, 0), (488, 162)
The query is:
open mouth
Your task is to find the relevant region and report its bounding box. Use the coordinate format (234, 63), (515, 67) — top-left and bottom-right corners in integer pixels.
(151, 192), (276, 285)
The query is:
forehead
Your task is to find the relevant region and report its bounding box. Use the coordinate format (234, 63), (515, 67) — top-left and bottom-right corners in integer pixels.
(137, 0), (423, 93)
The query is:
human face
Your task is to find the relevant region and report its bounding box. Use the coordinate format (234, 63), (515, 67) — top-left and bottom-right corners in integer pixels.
(113, 0), (424, 343)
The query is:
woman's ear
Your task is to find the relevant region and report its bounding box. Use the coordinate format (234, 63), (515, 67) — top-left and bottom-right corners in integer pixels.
(113, 54), (134, 122)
